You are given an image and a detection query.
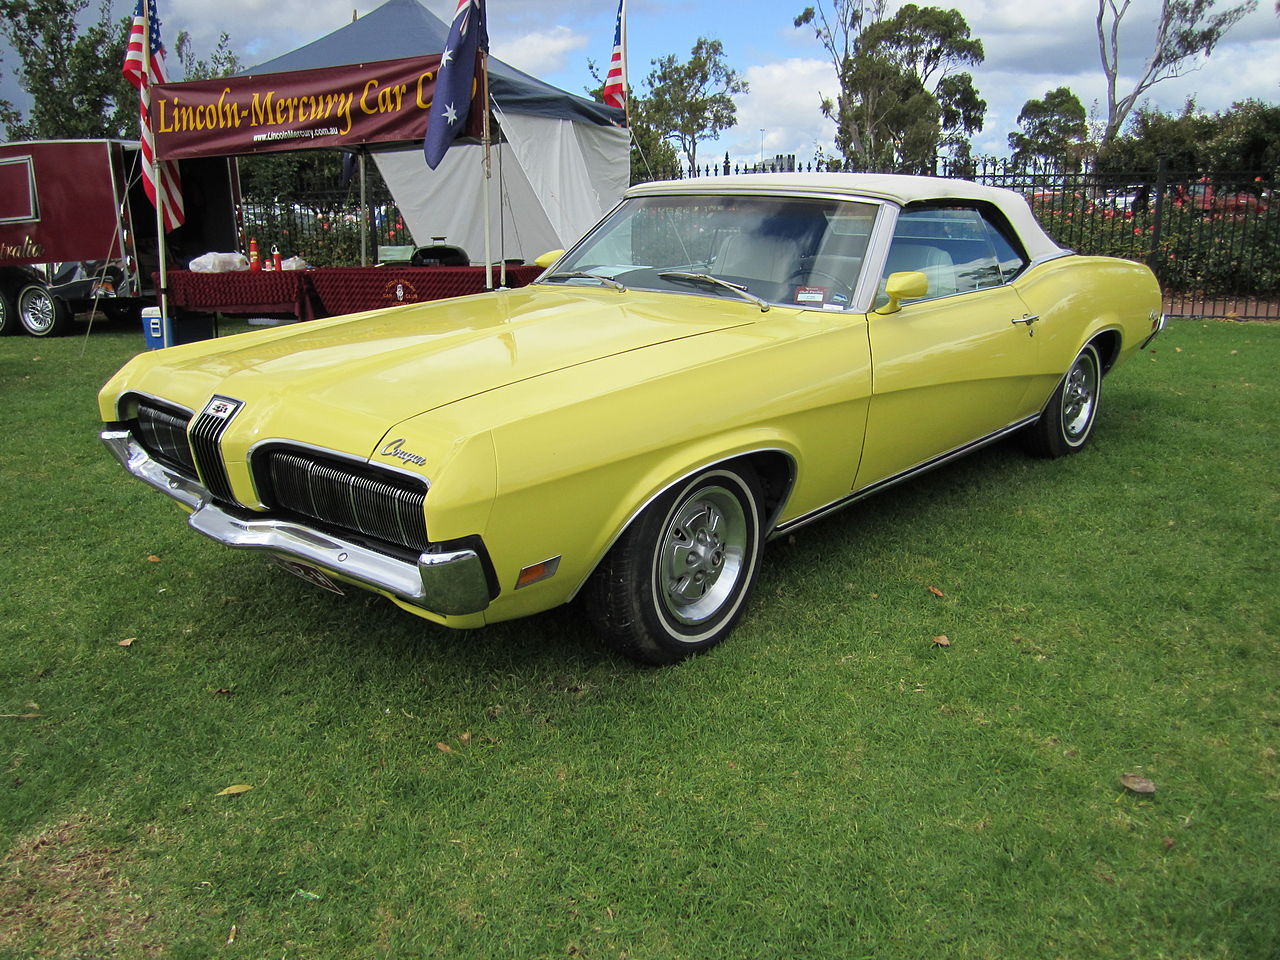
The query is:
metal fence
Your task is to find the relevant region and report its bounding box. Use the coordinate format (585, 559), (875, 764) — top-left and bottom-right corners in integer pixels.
(644, 153), (1279, 320)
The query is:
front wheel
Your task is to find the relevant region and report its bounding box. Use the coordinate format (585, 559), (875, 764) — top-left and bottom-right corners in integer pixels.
(585, 465), (765, 665)
(17, 284), (72, 337)
(1022, 342), (1102, 458)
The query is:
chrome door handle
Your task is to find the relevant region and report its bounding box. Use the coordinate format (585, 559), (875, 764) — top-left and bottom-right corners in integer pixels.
(1011, 314), (1040, 325)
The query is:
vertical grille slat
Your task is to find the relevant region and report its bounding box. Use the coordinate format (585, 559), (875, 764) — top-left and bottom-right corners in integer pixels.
(260, 448), (429, 554)
(132, 399), (197, 479)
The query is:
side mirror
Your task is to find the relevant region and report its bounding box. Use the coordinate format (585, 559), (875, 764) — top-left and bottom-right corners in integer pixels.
(534, 249), (565, 269)
(875, 271), (929, 314)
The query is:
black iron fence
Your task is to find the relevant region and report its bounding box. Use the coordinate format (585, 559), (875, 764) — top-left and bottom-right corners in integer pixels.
(642, 153), (1278, 320)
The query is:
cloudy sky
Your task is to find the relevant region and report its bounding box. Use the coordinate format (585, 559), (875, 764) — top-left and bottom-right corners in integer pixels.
(3, 0), (1278, 160)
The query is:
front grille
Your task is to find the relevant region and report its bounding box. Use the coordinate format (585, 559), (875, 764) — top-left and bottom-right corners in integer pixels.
(188, 397), (241, 503)
(258, 448), (430, 554)
(134, 399), (197, 479)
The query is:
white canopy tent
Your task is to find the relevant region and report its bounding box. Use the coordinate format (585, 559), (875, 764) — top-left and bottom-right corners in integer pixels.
(375, 112), (629, 263)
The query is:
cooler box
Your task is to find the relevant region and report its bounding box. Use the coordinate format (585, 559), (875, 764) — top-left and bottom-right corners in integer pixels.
(140, 306), (214, 349)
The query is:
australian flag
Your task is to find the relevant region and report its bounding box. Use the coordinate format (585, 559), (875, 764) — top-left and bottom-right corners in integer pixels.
(424, 0), (488, 169)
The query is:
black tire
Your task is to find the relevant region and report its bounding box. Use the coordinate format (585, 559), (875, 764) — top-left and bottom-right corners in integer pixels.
(585, 465), (765, 665)
(17, 284), (72, 337)
(1022, 342), (1102, 458)
(0, 287), (17, 336)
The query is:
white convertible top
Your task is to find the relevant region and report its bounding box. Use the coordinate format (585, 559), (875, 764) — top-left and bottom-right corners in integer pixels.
(629, 173), (1067, 263)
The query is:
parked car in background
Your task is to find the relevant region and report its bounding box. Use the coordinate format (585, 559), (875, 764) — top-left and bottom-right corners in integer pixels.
(1174, 178), (1270, 214)
(0, 139), (239, 337)
(99, 174), (1164, 664)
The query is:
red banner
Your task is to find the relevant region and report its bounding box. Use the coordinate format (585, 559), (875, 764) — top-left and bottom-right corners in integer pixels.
(151, 55), (482, 160)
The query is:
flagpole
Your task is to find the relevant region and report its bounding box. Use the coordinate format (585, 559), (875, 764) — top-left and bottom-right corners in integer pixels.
(142, 0), (173, 347)
(621, 0), (630, 128)
(481, 49), (493, 291)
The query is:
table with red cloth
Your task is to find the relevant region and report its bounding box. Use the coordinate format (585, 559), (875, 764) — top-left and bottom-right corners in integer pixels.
(158, 269), (320, 321)
(157, 265), (544, 322)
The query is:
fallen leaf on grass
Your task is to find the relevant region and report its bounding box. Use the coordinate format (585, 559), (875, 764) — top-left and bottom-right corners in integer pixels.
(436, 742), (454, 754)
(146, 555), (162, 563)
(215, 784), (254, 796)
(1119, 773), (1156, 795)
(117, 637), (135, 647)
(932, 635), (951, 647)
(927, 585), (945, 598)
(213, 688), (233, 696)
(459, 731), (472, 745)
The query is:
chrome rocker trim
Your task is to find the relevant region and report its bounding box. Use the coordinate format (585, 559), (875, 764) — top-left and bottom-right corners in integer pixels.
(101, 429), (490, 617)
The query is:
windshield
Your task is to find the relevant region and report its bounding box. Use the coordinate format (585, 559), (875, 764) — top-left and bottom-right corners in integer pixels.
(543, 194), (879, 309)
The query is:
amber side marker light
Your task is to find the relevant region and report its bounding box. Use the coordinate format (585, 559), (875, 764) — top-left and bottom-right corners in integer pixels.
(515, 556), (561, 589)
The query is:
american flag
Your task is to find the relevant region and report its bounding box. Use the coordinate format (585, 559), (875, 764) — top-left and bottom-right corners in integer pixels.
(424, 0), (487, 170)
(122, 0), (184, 232)
(602, 0), (626, 112)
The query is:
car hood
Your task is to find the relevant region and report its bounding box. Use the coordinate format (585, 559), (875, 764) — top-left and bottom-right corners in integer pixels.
(109, 286), (757, 457)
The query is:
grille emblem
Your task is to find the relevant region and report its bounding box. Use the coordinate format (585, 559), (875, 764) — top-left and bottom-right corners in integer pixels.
(203, 397), (242, 421)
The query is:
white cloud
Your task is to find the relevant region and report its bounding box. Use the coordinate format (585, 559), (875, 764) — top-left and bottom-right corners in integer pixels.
(723, 58), (839, 164)
(491, 26), (588, 78)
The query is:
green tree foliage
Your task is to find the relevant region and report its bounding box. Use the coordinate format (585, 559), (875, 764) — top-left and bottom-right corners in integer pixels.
(642, 37), (747, 173)
(1097, 98), (1280, 176)
(1096, 0), (1257, 148)
(0, 0), (133, 140)
(174, 30), (242, 81)
(627, 98), (682, 182)
(796, 1), (986, 173)
(1008, 87), (1088, 167)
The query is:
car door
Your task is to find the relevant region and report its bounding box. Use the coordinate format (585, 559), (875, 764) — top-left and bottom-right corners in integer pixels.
(855, 204), (1040, 490)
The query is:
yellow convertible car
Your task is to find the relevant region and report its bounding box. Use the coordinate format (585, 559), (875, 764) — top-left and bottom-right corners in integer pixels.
(100, 174), (1164, 664)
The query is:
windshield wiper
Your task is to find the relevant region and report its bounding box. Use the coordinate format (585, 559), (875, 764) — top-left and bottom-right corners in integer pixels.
(658, 271), (770, 312)
(542, 271), (627, 292)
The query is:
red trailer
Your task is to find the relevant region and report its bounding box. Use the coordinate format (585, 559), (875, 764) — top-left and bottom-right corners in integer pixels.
(0, 139), (239, 337)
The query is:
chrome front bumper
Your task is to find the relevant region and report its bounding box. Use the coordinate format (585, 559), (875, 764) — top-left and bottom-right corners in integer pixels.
(100, 429), (491, 617)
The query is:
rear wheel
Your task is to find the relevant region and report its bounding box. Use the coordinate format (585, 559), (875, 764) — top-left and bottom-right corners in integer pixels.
(17, 284), (72, 337)
(585, 465), (765, 665)
(1023, 343), (1102, 458)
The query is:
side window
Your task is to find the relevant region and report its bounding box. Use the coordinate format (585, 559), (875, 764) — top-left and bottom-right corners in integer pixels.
(980, 214), (1029, 282)
(878, 204), (1029, 305)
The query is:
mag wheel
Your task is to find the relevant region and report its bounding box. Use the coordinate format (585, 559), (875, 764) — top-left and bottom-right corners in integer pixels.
(17, 284), (71, 337)
(586, 465), (764, 665)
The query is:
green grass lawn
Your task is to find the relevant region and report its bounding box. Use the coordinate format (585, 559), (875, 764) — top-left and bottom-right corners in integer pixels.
(1, 318), (1277, 959)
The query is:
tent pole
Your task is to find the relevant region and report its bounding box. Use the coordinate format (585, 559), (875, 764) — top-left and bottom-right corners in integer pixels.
(359, 148), (368, 266)
(482, 51), (493, 291)
(498, 140), (506, 288)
